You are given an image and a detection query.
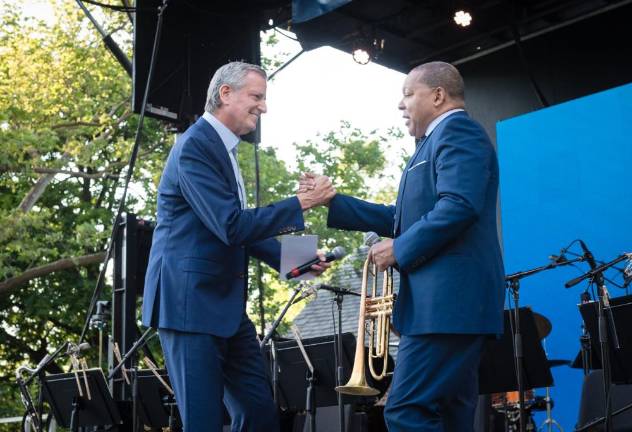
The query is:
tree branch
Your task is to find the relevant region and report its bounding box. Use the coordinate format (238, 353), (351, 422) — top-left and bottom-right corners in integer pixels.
(51, 121), (101, 129)
(0, 252), (106, 297)
(17, 153), (70, 212)
(16, 108), (134, 213)
(32, 167), (118, 179)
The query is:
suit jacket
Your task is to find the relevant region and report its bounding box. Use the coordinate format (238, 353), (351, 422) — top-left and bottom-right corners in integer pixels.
(328, 111), (505, 335)
(142, 117), (304, 337)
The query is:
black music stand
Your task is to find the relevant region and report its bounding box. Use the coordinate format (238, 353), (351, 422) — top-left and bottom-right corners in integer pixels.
(272, 333), (356, 412)
(579, 295), (632, 384)
(479, 308), (553, 395)
(135, 368), (181, 430)
(41, 368), (122, 431)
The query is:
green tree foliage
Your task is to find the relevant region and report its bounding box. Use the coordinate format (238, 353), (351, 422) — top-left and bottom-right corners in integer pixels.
(0, 1), (169, 421)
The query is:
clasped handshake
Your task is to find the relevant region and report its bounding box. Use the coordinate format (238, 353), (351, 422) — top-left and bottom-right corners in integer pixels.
(293, 172), (395, 273)
(296, 172), (336, 211)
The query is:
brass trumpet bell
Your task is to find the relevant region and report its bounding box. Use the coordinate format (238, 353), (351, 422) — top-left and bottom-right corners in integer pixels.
(336, 245), (394, 397)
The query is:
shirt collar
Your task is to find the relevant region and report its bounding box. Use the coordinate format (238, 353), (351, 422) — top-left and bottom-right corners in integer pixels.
(424, 108), (465, 137)
(202, 111), (240, 153)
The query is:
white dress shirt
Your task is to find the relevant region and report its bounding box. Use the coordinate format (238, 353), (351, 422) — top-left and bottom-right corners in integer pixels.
(424, 108), (465, 138)
(202, 111), (247, 209)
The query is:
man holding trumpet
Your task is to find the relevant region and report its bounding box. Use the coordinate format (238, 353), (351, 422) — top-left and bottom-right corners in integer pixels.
(303, 61), (505, 431)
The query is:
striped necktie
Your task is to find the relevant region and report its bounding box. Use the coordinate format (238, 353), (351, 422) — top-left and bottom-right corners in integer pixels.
(231, 147), (247, 209)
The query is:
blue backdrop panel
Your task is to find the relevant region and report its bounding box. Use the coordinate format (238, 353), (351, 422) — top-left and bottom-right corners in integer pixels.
(497, 82), (632, 429)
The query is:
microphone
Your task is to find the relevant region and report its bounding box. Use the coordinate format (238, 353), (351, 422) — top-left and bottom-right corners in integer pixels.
(285, 246), (347, 280)
(67, 342), (90, 357)
(549, 251), (568, 263)
(319, 284), (361, 297)
(292, 284), (319, 304)
(364, 231), (380, 247)
(579, 240), (597, 270)
(36, 354), (52, 370)
(577, 240), (610, 305)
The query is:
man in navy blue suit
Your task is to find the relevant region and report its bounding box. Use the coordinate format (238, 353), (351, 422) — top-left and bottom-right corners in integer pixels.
(142, 62), (335, 431)
(308, 62), (505, 431)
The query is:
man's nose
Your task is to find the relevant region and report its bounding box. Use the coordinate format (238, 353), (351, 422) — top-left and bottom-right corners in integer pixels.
(259, 100), (267, 114)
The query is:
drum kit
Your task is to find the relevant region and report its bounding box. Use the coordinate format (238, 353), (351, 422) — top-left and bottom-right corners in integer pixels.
(490, 312), (567, 432)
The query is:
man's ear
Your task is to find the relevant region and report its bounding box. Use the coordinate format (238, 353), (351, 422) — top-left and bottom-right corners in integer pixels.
(219, 84), (232, 105)
(433, 87), (446, 106)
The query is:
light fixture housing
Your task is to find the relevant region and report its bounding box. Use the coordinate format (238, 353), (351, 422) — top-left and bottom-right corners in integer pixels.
(454, 10), (472, 27)
(351, 36), (384, 65)
(352, 48), (371, 65)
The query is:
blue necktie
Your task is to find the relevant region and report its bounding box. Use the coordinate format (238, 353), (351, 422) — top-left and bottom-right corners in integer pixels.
(231, 147), (247, 209)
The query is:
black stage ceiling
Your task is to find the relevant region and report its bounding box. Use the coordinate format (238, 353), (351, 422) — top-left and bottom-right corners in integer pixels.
(133, 0), (632, 125)
(291, 0), (631, 72)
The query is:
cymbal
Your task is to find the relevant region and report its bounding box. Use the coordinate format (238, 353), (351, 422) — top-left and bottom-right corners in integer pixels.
(533, 311), (552, 339)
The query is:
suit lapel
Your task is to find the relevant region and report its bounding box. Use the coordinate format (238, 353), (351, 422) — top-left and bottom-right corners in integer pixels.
(195, 118), (240, 198)
(393, 135), (430, 235)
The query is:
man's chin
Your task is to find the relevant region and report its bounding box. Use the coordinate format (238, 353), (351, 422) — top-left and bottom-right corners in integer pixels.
(239, 126), (257, 137)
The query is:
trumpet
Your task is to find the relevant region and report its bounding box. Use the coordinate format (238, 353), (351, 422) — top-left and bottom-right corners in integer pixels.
(336, 233), (395, 396)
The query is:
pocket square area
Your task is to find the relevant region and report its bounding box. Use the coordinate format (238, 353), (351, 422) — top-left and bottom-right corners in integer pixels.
(407, 160), (428, 171)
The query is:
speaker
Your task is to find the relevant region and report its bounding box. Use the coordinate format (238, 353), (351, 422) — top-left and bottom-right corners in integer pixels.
(133, 1), (262, 128)
(577, 370), (632, 431)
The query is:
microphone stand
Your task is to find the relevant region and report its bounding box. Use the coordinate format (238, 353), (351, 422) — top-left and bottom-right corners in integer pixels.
(579, 291), (593, 377)
(292, 326), (317, 432)
(505, 256), (584, 432)
(260, 284), (308, 350)
(566, 253), (630, 432)
(108, 327), (154, 432)
(18, 342), (69, 432)
(320, 284), (361, 432)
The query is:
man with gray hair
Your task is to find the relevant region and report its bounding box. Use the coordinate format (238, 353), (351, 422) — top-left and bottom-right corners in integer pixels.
(142, 61), (335, 431)
(311, 61), (505, 430)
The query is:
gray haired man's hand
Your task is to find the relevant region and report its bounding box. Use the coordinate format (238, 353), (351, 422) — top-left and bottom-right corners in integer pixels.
(297, 173), (335, 210)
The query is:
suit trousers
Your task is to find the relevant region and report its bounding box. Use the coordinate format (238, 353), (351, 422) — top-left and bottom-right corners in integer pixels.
(159, 314), (279, 432)
(384, 333), (486, 432)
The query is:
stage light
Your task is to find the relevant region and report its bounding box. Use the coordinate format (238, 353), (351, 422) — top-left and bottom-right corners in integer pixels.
(352, 48), (371, 65)
(454, 10), (472, 27)
(351, 36), (384, 65)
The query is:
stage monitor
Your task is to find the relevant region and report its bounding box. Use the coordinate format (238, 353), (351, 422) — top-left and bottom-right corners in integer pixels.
(133, 1), (262, 128)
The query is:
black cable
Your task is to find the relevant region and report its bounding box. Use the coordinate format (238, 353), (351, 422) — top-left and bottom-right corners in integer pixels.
(331, 298), (340, 380)
(274, 27), (298, 42)
(510, 0), (550, 108)
(75, 0), (132, 76)
(120, 0), (134, 24)
(79, 0), (169, 343)
(506, 284), (516, 362)
(268, 49), (305, 81)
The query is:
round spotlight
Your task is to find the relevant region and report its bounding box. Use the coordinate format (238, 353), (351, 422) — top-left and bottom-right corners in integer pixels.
(352, 48), (371, 65)
(454, 10), (472, 27)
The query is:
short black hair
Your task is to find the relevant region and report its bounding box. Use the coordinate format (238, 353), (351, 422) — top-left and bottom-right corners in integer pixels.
(412, 61), (465, 101)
